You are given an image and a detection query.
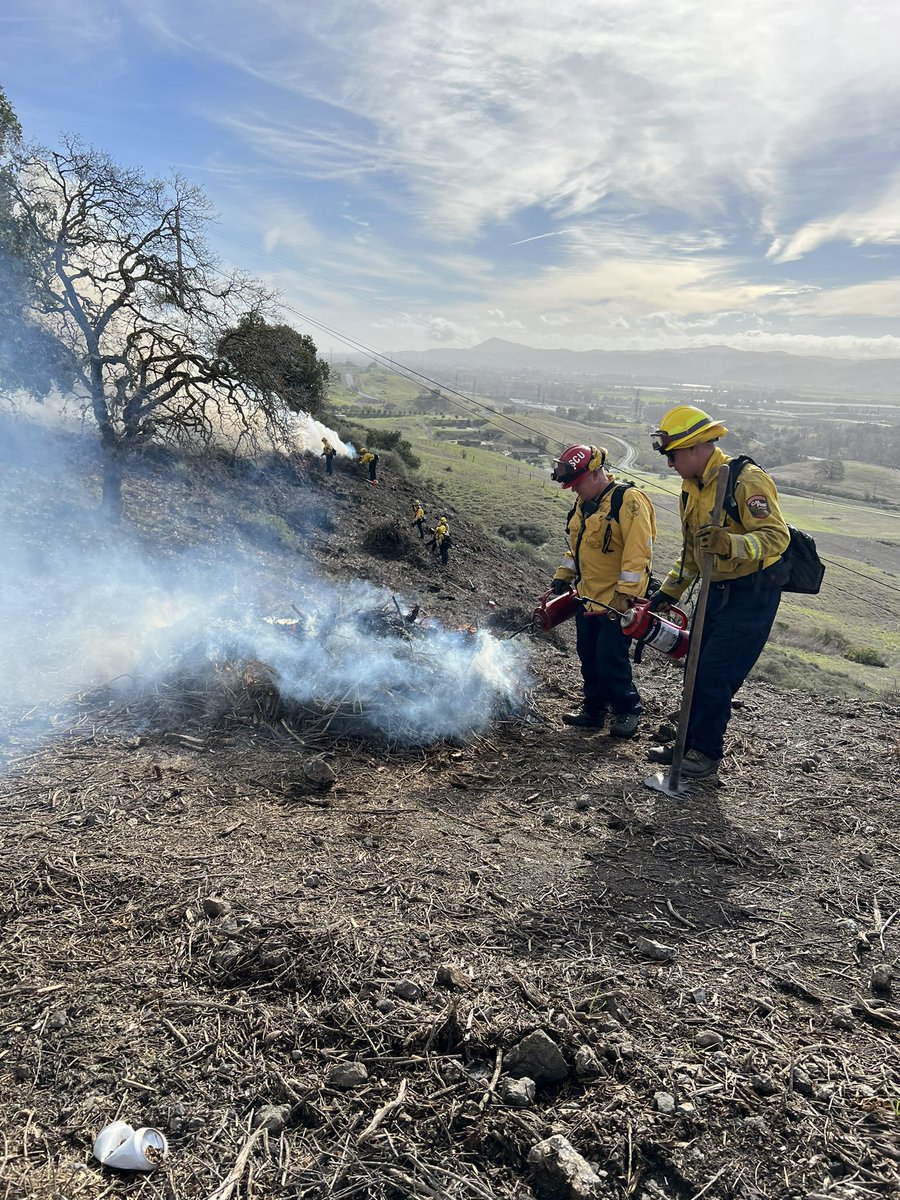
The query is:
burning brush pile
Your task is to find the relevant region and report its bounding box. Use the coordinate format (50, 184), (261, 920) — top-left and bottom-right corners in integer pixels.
(99, 582), (533, 747)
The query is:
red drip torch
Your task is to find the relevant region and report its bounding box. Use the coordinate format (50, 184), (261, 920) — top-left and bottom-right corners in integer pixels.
(534, 586), (579, 632)
(619, 599), (690, 661)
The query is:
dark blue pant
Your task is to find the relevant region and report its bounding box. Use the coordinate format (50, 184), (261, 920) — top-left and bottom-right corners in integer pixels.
(325, 456), (334, 475)
(687, 575), (781, 760)
(575, 607), (642, 717)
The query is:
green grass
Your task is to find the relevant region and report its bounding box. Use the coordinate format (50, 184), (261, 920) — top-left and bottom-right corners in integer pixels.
(770, 459), (900, 508)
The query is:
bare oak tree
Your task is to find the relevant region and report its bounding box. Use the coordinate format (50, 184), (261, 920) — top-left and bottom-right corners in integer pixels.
(6, 136), (306, 517)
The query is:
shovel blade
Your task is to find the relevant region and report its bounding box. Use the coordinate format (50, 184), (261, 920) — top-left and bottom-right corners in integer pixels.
(643, 770), (693, 798)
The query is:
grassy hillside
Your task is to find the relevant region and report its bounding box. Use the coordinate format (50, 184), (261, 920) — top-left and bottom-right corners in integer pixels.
(770, 458), (900, 507)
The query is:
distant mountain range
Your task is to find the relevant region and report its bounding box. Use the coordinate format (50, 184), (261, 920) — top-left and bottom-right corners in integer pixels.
(394, 339), (900, 395)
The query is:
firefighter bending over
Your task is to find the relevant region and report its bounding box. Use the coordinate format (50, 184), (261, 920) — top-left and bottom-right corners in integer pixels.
(412, 500), (426, 539)
(551, 445), (656, 738)
(358, 447), (379, 485)
(646, 406), (790, 779)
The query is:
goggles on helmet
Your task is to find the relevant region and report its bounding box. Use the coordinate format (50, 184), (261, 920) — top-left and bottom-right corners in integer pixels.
(651, 415), (717, 455)
(551, 445), (603, 486)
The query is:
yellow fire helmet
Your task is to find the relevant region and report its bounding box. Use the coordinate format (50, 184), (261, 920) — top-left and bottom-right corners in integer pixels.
(651, 405), (728, 455)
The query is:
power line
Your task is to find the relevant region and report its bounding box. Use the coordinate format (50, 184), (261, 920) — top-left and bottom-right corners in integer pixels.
(271, 297), (568, 454)
(260, 288), (900, 607)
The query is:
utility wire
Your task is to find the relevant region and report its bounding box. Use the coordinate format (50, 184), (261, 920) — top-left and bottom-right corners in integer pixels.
(272, 297), (568, 454)
(262, 290), (900, 604)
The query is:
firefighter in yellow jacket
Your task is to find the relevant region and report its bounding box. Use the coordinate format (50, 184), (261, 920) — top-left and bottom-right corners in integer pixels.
(551, 444), (656, 737)
(358, 447), (378, 485)
(412, 500), (426, 539)
(647, 405), (790, 778)
(431, 517), (451, 565)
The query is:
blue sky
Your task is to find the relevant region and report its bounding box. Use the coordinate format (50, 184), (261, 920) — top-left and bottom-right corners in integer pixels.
(3, 0), (900, 359)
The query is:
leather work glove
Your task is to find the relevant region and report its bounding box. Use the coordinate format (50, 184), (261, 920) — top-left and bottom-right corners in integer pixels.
(609, 590), (634, 614)
(647, 591), (675, 614)
(697, 525), (734, 558)
(551, 578), (571, 595)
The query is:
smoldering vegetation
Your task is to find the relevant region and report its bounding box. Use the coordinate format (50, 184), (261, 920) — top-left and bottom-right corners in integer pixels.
(0, 410), (531, 750)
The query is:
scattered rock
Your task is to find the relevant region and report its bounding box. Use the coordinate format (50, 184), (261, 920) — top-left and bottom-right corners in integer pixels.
(252, 1103), (292, 1132)
(47, 1009), (68, 1030)
(689, 988), (707, 1005)
(374, 998), (395, 1015)
(677, 1102), (695, 1116)
(654, 1091), (676, 1114)
(201, 896), (231, 918)
(527, 1133), (602, 1200)
(574, 1045), (603, 1078)
(504, 1030), (569, 1084)
(574, 795), (592, 811)
(831, 1005), (855, 1031)
(300, 757), (337, 792)
(393, 979), (423, 1002)
(435, 963), (472, 991)
(499, 1076), (536, 1107)
(634, 936), (676, 962)
(655, 723), (676, 742)
(871, 963), (893, 993)
(858, 851), (875, 868)
(750, 1074), (779, 1096)
(695, 1029), (724, 1049)
(327, 1062), (369, 1090)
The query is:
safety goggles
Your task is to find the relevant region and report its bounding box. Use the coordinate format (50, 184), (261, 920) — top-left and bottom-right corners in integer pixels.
(551, 459), (585, 484)
(650, 429), (672, 454)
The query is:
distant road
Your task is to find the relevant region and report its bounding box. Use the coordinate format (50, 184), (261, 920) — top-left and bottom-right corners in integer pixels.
(606, 431), (638, 470)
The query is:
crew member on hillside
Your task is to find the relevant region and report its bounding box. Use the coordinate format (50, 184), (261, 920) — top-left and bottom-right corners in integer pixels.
(551, 445), (656, 738)
(321, 437), (336, 476)
(646, 406), (790, 779)
(412, 500), (426, 539)
(433, 517), (451, 566)
(359, 447), (379, 486)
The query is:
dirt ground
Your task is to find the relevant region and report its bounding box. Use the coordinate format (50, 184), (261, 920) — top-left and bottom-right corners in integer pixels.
(1, 434), (899, 1200)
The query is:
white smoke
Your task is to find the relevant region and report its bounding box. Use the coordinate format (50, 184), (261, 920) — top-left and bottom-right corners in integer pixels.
(288, 412), (356, 458)
(0, 413), (529, 747)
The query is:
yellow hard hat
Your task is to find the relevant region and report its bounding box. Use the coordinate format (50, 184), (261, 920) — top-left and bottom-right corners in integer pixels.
(414, 499), (421, 505)
(651, 406), (728, 455)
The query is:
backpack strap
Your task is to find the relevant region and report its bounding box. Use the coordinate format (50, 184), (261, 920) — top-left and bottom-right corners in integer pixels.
(601, 482), (634, 553)
(724, 454), (758, 522)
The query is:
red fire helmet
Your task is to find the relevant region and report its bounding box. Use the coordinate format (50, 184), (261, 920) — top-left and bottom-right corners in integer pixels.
(551, 444), (607, 488)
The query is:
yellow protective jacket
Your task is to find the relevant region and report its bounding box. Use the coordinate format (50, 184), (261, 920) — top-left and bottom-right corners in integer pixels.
(359, 451), (374, 466)
(321, 441), (335, 456)
(435, 522), (449, 544)
(553, 480), (656, 612)
(413, 505), (425, 522)
(661, 446), (790, 600)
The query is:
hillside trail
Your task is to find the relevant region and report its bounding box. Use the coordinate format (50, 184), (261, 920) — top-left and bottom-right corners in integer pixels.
(0, 442), (898, 1200)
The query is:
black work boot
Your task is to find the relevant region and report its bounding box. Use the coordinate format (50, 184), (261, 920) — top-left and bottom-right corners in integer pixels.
(610, 712), (640, 739)
(562, 709), (605, 729)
